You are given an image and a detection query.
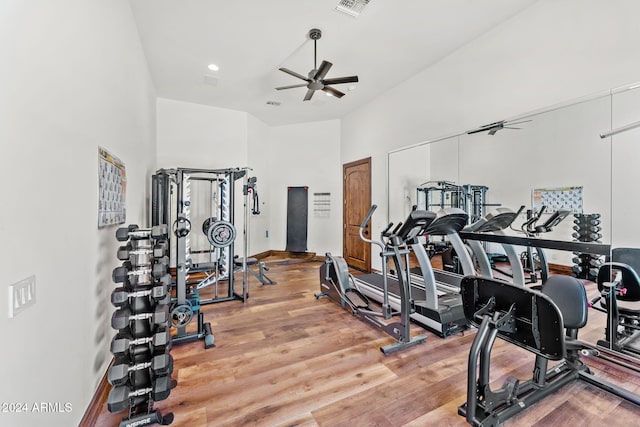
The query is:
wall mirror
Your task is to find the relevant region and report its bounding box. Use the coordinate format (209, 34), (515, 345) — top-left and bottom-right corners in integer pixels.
(386, 82), (640, 361)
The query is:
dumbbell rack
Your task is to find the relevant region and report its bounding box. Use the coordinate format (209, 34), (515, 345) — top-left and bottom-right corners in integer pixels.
(572, 213), (603, 281)
(107, 224), (176, 427)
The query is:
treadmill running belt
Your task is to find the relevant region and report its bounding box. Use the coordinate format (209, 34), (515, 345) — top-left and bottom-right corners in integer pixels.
(357, 273), (428, 299)
(357, 273), (401, 295)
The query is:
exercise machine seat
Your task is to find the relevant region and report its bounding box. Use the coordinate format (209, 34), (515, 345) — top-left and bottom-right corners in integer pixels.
(541, 275), (588, 330)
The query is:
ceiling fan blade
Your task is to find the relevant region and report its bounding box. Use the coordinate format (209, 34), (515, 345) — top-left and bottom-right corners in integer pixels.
(488, 128), (499, 136)
(303, 89), (315, 101)
(275, 83), (308, 90)
(322, 86), (345, 98)
(467, 121), (504, 135)
(506, 119), (532, 126)
(313, 61), (333, 80)
(322, 76), (359, 85)
(279, 67), (310, 82)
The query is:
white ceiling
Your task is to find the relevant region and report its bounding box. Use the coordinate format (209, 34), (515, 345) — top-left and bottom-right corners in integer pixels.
(129, 0), (538, 126)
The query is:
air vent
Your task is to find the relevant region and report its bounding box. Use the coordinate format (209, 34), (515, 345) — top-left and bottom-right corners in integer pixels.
(203, 75), (218, 86)
(335, 0), (370, 18)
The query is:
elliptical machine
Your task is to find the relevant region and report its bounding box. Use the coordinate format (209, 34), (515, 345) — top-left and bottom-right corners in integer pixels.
(519, 206), (571, 283)
(316, 205), (428, 355)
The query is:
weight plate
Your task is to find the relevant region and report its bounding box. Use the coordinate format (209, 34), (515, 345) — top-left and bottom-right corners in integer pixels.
(172, 216), (191, 238)
(206, 221), (236, 248)
(170, 304), (194, 328)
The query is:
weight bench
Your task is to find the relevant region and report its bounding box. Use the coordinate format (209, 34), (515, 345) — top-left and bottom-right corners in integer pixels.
(458, 275), (640, 426)
(234, 257), (276, 285)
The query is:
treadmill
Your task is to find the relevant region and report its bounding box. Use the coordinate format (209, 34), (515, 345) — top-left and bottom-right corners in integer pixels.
(408, 207), (477, 294)
(353, 208), (469, 338)
(463, 207), (526, 285)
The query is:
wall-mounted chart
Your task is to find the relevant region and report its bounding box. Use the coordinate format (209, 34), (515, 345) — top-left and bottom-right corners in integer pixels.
(98, 147), (127, 228)
(532, 186), (583, 213)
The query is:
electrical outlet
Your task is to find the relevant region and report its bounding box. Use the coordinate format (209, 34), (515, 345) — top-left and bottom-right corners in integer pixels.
(8, 275), (36, 318)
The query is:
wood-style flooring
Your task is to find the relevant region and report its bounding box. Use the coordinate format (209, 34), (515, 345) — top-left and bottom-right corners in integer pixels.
(91, 259), (640, 427)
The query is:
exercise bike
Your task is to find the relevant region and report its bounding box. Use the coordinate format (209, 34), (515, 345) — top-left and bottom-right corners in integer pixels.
(316, 205), (428, 355)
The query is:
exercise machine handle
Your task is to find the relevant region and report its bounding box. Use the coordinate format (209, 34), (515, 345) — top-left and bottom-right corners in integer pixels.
(391, 222), (403, 235)
(360, 204), (377, 229)
(381, 222), (394, 236)
(359, 205), (384, 251)
(537, 205), (547, 218)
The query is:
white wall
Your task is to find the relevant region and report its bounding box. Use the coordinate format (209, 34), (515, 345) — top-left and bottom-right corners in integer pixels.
(156, 98), (277, 257)
(156, 98), (248, 169)
(156, 99), (342, 257)
(267, 121), (342, 255)
(247, 115), (272, 255)
(156, 98), (250, 260)
(342, 0), (640, 269)
(610, 87), (640, 247)
(0, 1), (156, 426)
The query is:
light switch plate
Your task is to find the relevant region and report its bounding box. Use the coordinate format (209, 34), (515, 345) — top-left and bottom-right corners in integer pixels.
(8, 275), (36, 318)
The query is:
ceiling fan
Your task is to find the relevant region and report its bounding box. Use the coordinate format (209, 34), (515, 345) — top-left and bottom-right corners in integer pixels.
(275, 28), (359, 101)
(467, 119), (532, 135)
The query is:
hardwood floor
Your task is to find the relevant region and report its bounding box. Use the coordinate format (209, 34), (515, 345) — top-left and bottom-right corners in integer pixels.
(91, 260), (640, 427)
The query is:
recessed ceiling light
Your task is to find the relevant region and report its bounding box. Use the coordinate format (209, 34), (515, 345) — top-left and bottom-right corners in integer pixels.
(348, 85), (356, 91)
(207, 63), (219, 71)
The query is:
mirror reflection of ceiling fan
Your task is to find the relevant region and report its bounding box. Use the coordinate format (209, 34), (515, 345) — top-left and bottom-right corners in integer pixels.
(467, 119), (532, 135)
(275, 28), (359, 101)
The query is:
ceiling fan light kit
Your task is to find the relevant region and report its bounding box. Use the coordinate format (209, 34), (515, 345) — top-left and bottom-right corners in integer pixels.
(275, 28), (359, 101)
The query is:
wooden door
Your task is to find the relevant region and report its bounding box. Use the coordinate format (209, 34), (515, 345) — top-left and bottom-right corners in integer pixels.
(343, 157), (372, 272)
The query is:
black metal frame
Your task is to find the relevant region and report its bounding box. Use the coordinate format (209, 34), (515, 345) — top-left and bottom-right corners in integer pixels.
(458, 276), (640, 426)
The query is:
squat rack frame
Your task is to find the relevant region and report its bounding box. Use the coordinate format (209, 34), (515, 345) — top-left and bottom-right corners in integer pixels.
(152, 167), (255, 346)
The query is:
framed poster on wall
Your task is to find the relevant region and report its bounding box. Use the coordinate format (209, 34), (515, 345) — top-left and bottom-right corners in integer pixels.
(98, 147), (127, 228)
(532, 185), (583, 213)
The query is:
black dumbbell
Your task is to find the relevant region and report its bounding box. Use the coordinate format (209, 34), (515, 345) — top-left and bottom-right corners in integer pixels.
(107, 375), (176, 413)
(114, 272), (171, 292)
(572, 232), (602, 241)
(111, 330), (172, 357)
(573, 225), (600, 233)
(112, 262), (167, 284)
(117, 243), (167, 262)
(108, 354), (173, 386)
(111, 283), (169, 308)
(116, 224), (169, 242)
(111, 330), (171, 356)
(111, 305), (169, 330)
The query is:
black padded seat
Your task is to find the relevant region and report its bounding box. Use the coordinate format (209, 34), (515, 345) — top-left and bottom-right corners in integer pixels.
(234, 257), (258, 266)
(541, 275), (588, 330)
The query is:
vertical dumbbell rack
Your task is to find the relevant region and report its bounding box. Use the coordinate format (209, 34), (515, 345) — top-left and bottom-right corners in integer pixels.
(572, 213), (603, 281)
(107, 224), (176, 427)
